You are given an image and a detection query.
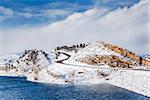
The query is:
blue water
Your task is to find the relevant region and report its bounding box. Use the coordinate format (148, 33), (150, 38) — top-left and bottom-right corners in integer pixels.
(0, 76), (149, 100)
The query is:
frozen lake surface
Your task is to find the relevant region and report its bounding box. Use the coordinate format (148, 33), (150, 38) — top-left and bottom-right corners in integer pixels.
(0, 76), (149, 100)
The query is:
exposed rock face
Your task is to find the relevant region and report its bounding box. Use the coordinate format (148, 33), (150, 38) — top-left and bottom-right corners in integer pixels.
(142, 55), (150, 66)
(105, 43), (150, 67)
(106, 43), (150, 66)
(73, 41), (150, 68)
(142, 59), (150, 66)
(76, 55), (135, 68)
(143, 55), (150, 60)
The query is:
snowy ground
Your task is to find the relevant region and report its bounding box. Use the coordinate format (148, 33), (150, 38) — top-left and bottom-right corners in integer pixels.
(0, 61), (150, 97)
(33, 63), (150, 97)
(106, 70), (150, 97)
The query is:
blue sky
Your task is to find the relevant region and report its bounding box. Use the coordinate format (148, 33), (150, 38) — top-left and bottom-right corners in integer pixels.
(0, 0), (149, 55)
(0, 0), (139, 28)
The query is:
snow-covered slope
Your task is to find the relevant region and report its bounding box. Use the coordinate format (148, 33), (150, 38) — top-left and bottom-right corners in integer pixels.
(53, 43), (89, 60)
(0, 50), (53, 79)
(0, 41), (150, 96)
(0, 53), (20, 66)
(68, 41), (150, 68)
(0, 41), (149, 78)
(17, 50), (51, 69)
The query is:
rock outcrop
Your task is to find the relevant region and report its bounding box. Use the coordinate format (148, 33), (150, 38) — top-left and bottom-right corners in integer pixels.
(76, 55), (135, 68)
(73, 41), (150, 68)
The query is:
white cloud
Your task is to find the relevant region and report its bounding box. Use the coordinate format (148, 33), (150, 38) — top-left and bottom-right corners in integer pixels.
(42, 9), (72, 18)
(1, 0), (149, 55)
(0, 6), (13, 15)
(47, 2), (91, 9)
(19, 12), (33, 18)
(18, 9), (72, 19)
(0, 6), (14, 21)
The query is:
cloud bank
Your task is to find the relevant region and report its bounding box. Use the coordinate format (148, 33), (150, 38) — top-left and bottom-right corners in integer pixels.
(1, 0), (149, 55)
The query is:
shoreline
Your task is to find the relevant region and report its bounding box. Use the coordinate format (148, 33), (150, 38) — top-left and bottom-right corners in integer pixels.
(0, 63), (150, 97)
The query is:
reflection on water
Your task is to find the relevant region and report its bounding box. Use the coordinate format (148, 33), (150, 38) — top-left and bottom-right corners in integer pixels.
(0, 76), (149, 100)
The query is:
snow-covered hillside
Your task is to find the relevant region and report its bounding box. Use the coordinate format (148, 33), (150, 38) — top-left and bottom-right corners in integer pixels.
(0, 50), (54, 79)
(0, 41), (150, 96)
(66, 41), (150, 68)
(0, 41), (149, 80)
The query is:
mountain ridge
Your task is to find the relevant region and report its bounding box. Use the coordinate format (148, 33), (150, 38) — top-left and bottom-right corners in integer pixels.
(54, 41), (150, 67)
(0, 41), (149, 81)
